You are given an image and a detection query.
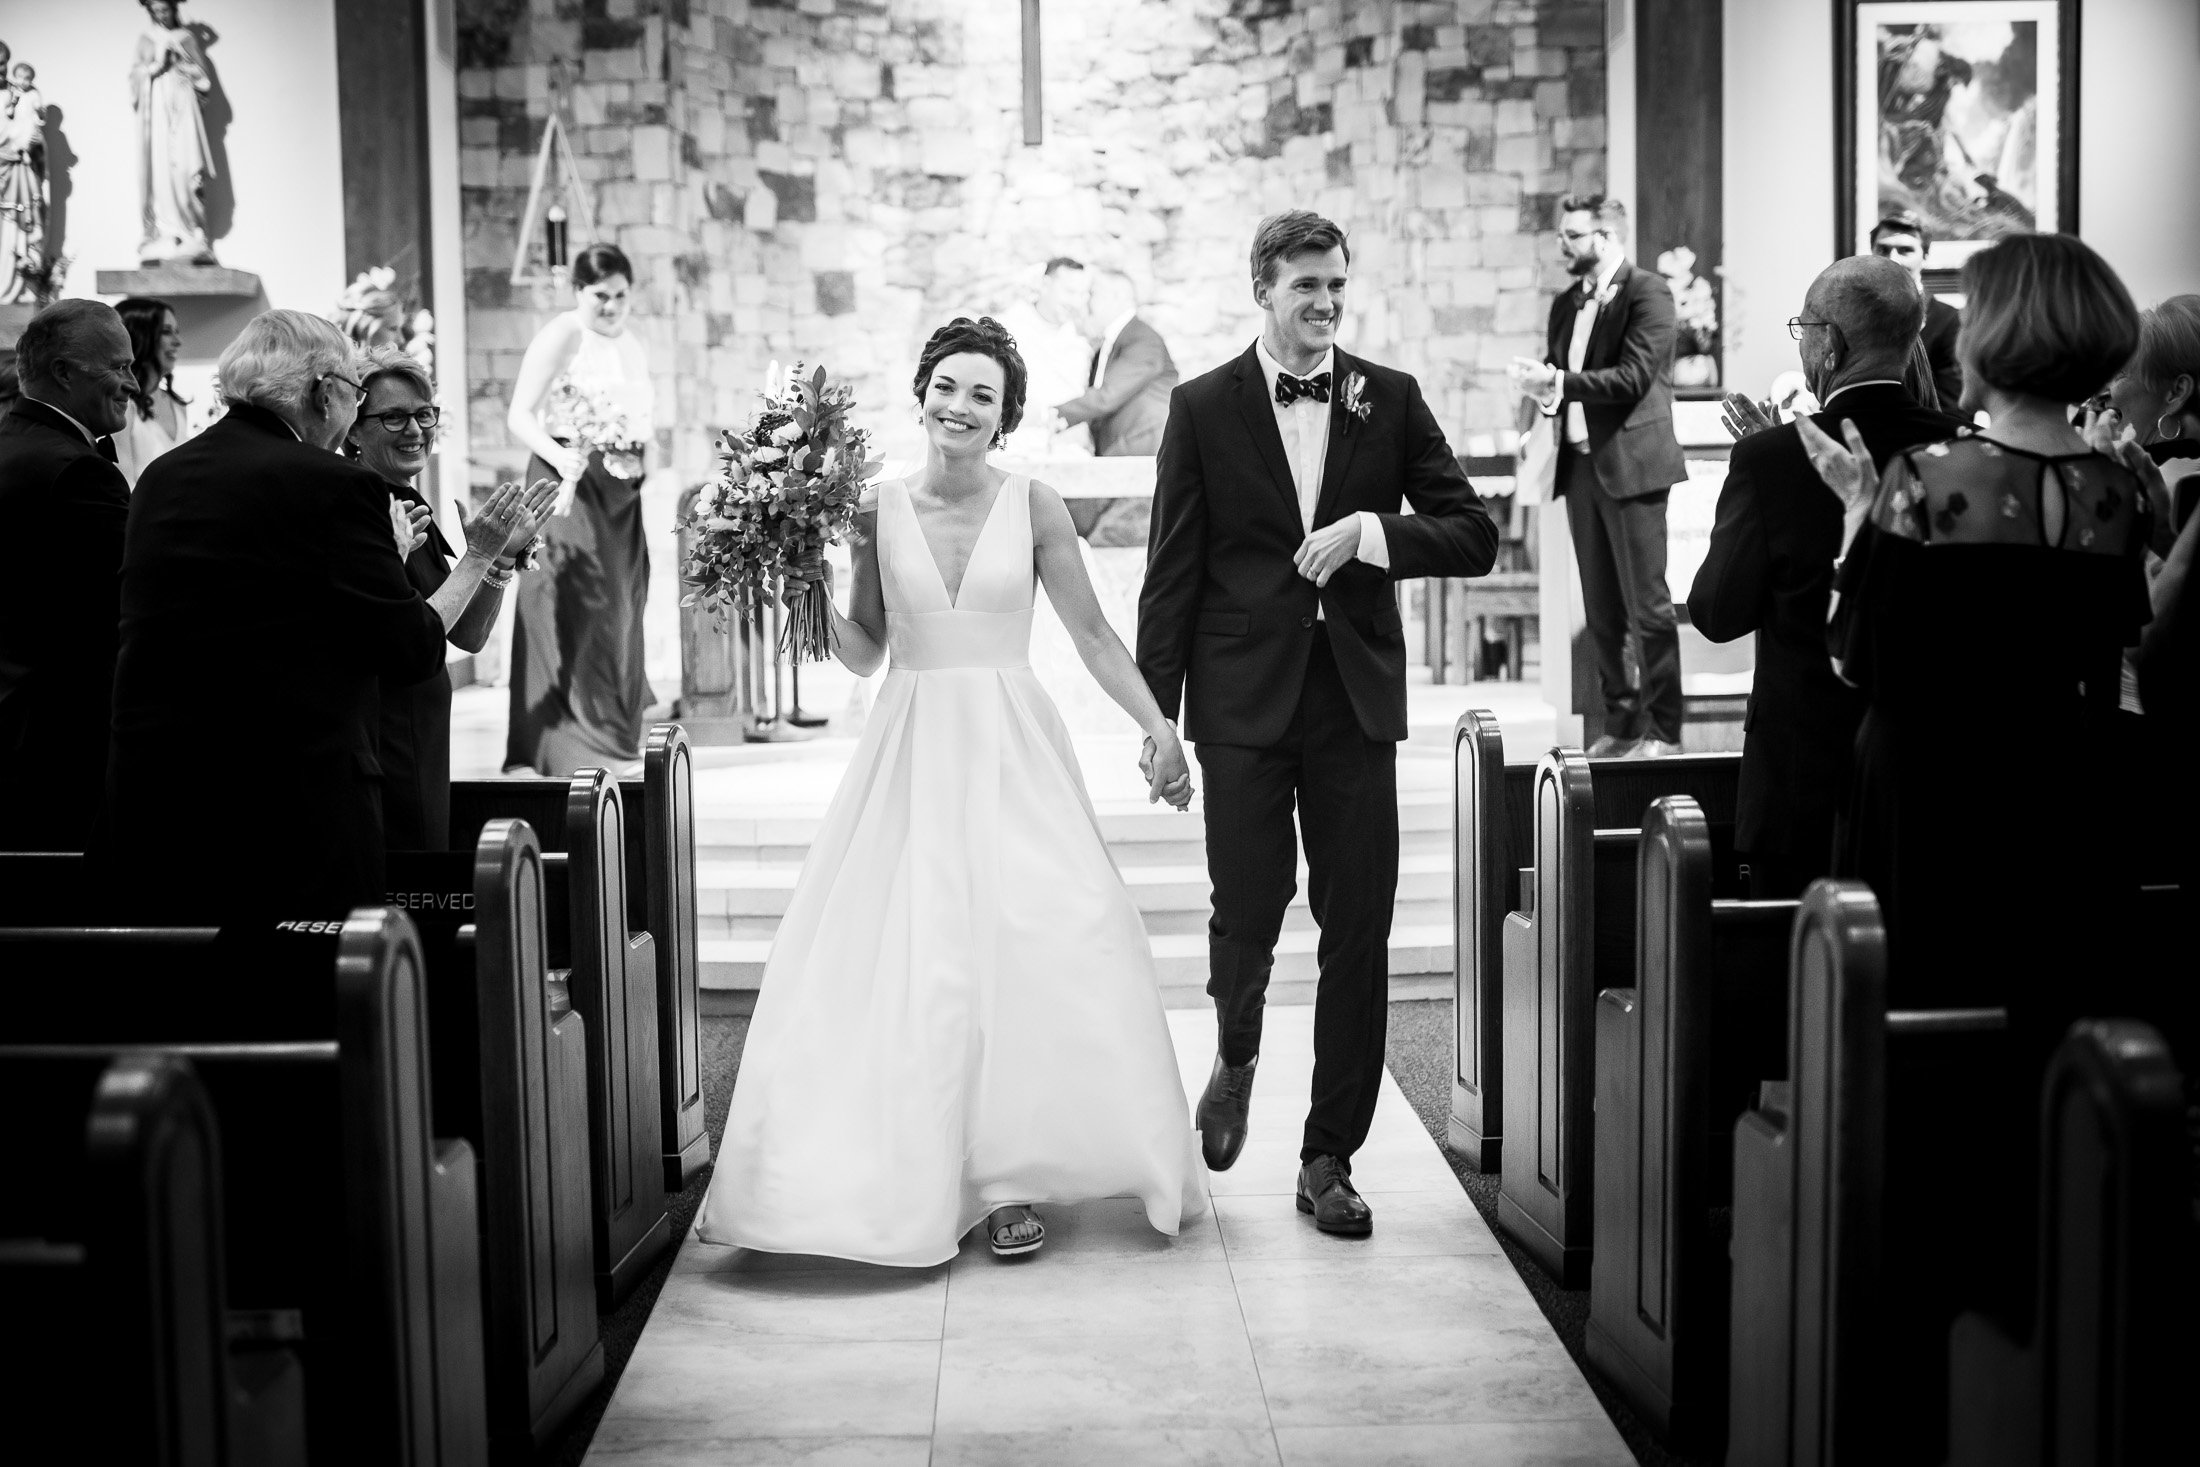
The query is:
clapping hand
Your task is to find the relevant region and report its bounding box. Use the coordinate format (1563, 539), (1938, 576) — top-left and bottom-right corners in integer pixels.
(1508, 357), (1560, 400)
(1794, 415), (1877, 515)
(1720, 392), (1779, 442)
(389, 495), (432, 558)
(462, 478), (559, 563)
(1139, 732), (1193, 811)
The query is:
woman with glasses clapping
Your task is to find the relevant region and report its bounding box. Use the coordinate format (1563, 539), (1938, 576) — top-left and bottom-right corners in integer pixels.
(346, 345), (556, 848)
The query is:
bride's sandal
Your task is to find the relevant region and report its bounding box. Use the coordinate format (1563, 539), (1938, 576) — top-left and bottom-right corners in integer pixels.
(986, 1205), (1044, 1258)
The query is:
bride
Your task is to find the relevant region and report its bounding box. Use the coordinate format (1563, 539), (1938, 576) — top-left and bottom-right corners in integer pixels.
(694, 316), (1207, 1264)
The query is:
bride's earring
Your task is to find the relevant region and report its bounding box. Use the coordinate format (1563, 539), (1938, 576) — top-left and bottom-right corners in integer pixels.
(993, 427), (1006, 449)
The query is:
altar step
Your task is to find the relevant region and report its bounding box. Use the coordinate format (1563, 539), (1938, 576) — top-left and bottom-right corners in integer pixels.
(693, 788), (1458, 1009)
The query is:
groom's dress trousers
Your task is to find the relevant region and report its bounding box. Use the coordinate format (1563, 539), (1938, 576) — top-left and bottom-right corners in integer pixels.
(1141, 344), (1497, 1164)
(1540, 258), (1688, 745)
(101, 403), (446, 922)
(0, 399), (131, 852)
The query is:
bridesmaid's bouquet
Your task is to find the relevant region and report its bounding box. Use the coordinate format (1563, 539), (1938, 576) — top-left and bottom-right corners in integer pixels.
(679, 363), (881, 662)
(552, 380), (649, 480)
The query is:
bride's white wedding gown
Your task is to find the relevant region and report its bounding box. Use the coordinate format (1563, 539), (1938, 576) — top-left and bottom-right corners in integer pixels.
(694, 475), (1206, 1266)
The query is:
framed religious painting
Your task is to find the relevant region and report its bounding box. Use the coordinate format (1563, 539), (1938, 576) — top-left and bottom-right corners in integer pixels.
(1835, 1), (2080, 267)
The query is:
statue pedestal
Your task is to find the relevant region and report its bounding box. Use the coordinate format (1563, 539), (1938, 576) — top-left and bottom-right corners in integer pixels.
(94, 265), (263, 298)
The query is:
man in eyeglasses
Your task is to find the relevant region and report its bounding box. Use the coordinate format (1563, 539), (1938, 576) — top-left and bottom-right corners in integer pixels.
(1869, 209), (1965, 413)
(1687, 256), (1962, 898)
(1509, 194), (1689, 758)
(0, 299), (135, 850)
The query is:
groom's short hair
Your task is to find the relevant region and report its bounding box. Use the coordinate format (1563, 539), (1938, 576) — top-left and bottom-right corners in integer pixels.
(1251, 211), (1350, 289)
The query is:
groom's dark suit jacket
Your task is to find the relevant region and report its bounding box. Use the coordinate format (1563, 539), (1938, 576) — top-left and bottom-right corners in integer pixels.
(1687, 383), (1963, 862)
(1139, 344), (1498, 746)
(103, 403), (447, 919)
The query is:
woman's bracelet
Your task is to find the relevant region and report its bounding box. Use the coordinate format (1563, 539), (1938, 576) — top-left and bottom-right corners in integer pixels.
(482, 561), (516, 590)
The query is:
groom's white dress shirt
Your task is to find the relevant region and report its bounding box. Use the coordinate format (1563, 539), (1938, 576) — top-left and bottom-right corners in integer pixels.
(1253, 341), (1389, 598)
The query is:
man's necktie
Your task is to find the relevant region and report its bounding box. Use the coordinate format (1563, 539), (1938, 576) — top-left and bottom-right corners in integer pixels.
(1274, 371), (1332, 406)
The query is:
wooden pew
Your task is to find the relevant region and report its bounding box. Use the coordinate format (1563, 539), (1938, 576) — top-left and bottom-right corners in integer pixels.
(0, 1051), (241, 1464)
(617, 724), (709, 1190)
(1586, 795), (1796, 1447)
(0, 910), (490, 1466)
(447, 770), (671, 1309)
(1724, 880), (2008, 1466)
(1495, 746), (1744, 1285)
(1945, 1019), (2194, 1465)
(1449, 709), (1515, 1170)
(385, 820), (603, 1459)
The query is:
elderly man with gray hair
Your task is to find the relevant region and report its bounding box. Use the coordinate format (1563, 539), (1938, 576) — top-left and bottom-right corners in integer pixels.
(0, 299), (136, 851)
(1687, 254), (1963, 898)
(101, 309), (544, 921)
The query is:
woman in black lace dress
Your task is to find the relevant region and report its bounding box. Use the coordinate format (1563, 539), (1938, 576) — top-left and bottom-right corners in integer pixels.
(1803, 233), (2151, 1460)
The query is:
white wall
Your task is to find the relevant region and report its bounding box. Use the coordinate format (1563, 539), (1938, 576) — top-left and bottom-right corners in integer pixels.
(1722, 0), (2200, 398)
(11, 0), (347, 391)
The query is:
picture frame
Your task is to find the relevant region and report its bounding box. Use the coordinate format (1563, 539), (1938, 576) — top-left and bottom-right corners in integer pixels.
(1834, 1), (2080, 266)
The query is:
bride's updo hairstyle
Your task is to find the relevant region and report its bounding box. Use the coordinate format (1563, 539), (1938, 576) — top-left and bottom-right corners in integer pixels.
(913, 316), (1027, 447)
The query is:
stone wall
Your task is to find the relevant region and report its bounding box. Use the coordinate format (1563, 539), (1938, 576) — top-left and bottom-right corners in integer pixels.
(458, 0), (1607, 483)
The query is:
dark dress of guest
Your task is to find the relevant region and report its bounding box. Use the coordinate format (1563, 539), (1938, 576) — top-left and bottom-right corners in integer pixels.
(0, 302), (135, 851)
(104, 312), (449, 921)
(1822, 234), (2148, 1463)
(346, 347), (538, 849)
(503, 242), (655, 775)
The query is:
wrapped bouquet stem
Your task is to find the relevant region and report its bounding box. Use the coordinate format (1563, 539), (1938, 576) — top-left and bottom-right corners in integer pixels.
(679, 363), (881, 663)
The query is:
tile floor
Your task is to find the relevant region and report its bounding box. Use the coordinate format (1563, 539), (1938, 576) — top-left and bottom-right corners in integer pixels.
(583, 1008), (1634, 1465)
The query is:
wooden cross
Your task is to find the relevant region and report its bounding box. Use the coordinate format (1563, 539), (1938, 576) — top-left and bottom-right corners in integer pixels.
(1021, 0), (1042, 145)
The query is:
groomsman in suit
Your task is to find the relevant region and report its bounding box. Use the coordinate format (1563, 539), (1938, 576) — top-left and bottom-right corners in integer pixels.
(1140, 210), (1498, 1235)
(1689, 255), (1962, 897)
(1869, 209), (1966, 413)
(0, 300), (135, 850)
(1511, 194), (1689, 757)
(1051, 271), (1178, 456)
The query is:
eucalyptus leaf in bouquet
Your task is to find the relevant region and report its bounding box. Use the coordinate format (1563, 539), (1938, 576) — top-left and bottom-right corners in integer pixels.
(678, 363), (884, 662)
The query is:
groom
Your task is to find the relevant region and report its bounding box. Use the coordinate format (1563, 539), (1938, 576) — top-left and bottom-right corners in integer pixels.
(1138, 211), (1498, 1234)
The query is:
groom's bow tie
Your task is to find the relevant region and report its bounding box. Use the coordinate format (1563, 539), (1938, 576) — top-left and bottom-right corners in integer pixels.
(1274, 371), (1332, 406)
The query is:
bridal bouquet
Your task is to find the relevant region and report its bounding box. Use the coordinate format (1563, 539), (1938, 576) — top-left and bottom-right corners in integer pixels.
(679, 363), (881, 662)
(553, 380), (649, 480)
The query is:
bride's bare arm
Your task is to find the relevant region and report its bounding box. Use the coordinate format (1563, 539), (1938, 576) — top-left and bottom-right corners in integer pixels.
(1030, 482), (1192, 806)
(828, 509), (887, 677)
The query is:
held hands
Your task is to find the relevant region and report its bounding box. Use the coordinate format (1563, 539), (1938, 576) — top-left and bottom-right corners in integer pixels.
(389, 496), (432, 559)
(1794, 415), (1878, 516)
(1139, 731), (1193, 811)
(1294, 518), (1361, 588)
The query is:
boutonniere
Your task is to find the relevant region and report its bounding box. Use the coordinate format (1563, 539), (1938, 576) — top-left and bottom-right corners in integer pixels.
(1593, 279), (1621, 309)
(1339, 371), (1371, 434)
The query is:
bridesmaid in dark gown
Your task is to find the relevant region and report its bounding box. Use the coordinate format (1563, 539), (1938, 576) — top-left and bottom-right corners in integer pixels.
(1807, 234), (2152, 1462)
(502, 242), (657, 775)
(348, 347), (554, 846)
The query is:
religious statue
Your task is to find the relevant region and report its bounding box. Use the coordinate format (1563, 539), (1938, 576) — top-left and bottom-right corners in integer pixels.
(130, 0), (220, 265)
(0, 38), (51, 304)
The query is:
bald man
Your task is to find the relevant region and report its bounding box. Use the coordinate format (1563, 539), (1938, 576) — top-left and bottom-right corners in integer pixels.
(0, 299), (135, 850)
(1688, 256), (1963, 897)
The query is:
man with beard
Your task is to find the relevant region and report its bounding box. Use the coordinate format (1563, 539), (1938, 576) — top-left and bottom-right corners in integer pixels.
(1510, 194), (1688, 757)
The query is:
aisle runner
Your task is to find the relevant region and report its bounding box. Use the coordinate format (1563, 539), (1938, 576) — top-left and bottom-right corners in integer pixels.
(584, 1008), (1632, 1465)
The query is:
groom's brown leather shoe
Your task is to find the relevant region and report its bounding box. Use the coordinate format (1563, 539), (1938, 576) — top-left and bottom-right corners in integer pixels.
(1296, 1155), (1373, 1236)
(1196, 1054), (1256, 1171)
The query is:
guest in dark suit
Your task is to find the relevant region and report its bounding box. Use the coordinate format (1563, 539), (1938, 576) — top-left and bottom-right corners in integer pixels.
(1511, 194), (1690, 756)
(1139, 210), (1498, 1236)
(1870, 210), (1965, 414)
(0, 301), (136, 851)
(103, 310), (540, 921)
(1052, 271), (1178, 456)
(344, 346), (555, 850)
(1689, 256), (1962, 898)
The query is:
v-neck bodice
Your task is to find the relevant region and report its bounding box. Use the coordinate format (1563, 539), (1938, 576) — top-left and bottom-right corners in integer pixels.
(878, 476), (1035, 671)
